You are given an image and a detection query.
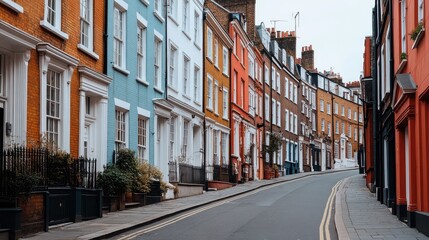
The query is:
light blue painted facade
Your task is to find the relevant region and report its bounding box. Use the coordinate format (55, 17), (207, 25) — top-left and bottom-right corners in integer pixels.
(106, 0), (166, 165)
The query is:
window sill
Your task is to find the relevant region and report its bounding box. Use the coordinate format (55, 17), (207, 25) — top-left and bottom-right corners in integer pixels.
(140, 0), (149, 6)
(154, 11), (165, 23)
(396, 59), (407, 74)
(206, 107), (213, 112)
(182, 94), (191, 101)
(194, 100), (201, 106)
(78, 44), (99, 60)
(136, 78), (149, 87)
(168, 85), (178, 93)
(113, 65), (130, 76)
(222, 116), (229, 121)
(168, 15), (179, 26)
(154, 86), (164, 94)
(40, 20), (69, 40)
(412, 27), (425, 49)
(222, 72), (229, 78)
(1, 0), (23, 13)
(182, 30), (191, 40)
(194, 42), (201, 50)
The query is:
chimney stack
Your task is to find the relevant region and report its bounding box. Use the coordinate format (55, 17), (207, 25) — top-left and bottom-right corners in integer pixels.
(301, 44), (314, 71)
(272, 30), (297, 59)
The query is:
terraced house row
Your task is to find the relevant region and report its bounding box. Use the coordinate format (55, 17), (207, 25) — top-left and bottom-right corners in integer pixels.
(0, 0), (363, 189)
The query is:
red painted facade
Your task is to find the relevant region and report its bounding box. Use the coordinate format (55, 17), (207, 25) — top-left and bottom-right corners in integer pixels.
(392, 0), (429, 228)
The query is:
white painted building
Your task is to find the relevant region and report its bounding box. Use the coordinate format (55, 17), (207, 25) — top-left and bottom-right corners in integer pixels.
(164, 0), (205, 182)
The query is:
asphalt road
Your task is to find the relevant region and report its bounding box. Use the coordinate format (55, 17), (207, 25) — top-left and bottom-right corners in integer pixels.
(113, 170), (358, 240)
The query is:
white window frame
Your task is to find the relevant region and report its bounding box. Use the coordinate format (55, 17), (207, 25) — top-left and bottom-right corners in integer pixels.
(183, 55), (190, 95)
(328, 122), (332, 137)
(0, 0), (23, 13)
(137, 14), (148, 83)
(138, 116), (149, 162)
(182, 0), (190, 33)
(214, 81), (219, 114)
(334, 102), (338, 114)
(169, 116), (176, 161)
(327, 103), (331, 115)
(168, 42), (178, 88)
(223, 89), (228, 120)
(113, 1), (127, 71)
(194, 65), (200, 103)
(265, 94), (269, 121)
(222, 46), (229, 75)
(322, 118), (325, 132)
(79, 0), (98, 59)
(40, 0), (69, 39)
(401, 0), (407, 54)
(418, 0), (424, 22)
(207, 28), (213, 60)
(285, 109), (289, 131)
(276, 102), (281, 126)
(285, 77), (289, 99)
(214, 39), (219, 68)
(168, 0), (178, 20)
(154, 32), (163, 90)
(194, 11), (200, 45)
(115, 108), (128, 151)
(207, 74), (213, 110)
(320, 99), (324, 112)
(154, 0), (164, 22)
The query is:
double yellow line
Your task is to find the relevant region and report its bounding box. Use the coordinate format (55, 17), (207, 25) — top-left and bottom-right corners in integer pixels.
(117, 178), (304, 240)
(319, 179), (342, 240)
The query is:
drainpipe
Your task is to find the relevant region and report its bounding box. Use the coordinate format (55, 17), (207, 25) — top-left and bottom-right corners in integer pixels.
(103, 0), (108, 75)
(202, 10), (207, 191)
(164, 2), (169, 100)
(372, 4), (380, 194)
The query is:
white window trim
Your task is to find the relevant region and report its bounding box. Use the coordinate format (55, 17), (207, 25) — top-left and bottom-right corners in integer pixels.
(113, 1), (128, 73)
(40, 0), (69, 40)
(136, 13), (148, 84)
(38, 43), (79, 152)
(0, 0), (23, 13)
(207, 74), (213, 110)
(207, 28), (213, 60)
(137, 115), (149, 162)
(78, 0), (99, 60)
(222, 89), (229, 120)
(222, 46), (229, 76)
(154, 0), (165, 22)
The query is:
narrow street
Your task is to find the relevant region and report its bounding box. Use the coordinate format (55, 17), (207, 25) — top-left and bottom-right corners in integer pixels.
(113, 171), (357, 240)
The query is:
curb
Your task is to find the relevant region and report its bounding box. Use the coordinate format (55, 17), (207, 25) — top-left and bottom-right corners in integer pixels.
(334, 175), (352, 240)
(81, 168), (358, 240)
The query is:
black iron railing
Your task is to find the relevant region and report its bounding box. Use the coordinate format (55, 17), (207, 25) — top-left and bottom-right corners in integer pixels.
(179, 163), (204, 184)
(0, 147), (97, 197)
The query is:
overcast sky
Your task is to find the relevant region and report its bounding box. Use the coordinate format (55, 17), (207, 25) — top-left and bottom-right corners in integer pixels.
(256, 0), (374, 83)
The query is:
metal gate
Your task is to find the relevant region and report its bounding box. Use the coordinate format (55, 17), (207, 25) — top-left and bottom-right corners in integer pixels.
(48, 188), (72, 226)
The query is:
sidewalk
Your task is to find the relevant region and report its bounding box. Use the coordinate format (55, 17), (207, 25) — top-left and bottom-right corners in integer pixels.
(335, 175), (428, 240)
(21, 168), (354, 240)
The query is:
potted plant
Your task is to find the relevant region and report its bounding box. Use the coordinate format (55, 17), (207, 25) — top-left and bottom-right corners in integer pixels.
(410, 22), (424, 41)
(272, 164), (280, 178)
(262, 132), (283, 179)
(97, 165), (130, 211)
(401, 52), (407, 60)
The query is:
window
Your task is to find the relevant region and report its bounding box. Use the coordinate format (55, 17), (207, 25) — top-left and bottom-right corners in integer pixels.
(289, 82), (293, 101)
(221, 132), (228, 165)
(138, 117), (148, 162)
(169, 116), (176, 161)
(222, 47), (229, 75)
(241, 79), (245, 107)
(183, 120), (189, 159)
(154, 0), (164, 20)
(311, 92), (316, 109)
(214, 81), (219, 114)
(41, 0), (68, 39)
(294, 114), (298, 134)
(271, 99), (276, 125)
(285, 109), (289, 131)
(154, 35), (163, 89)
(359, 113), (363, 123)
(322, 119), (325, 132)
(328, 122), (332, 137)
(290, 112), (294, 132)
(169, 43), (178, 87)
(233, 32), (237, 55)
(348, 124), (352, 137)
(265, 94), (269, 120)
(183, 56), (190, 95)
(312, 113), (316, 131)
(46, 70), (61, 146)
(334, 102), (338, 114)
(276, 102), (280, 126)
(194, 12), (200, 44)
(276, 73), (280, 93)
(137, 18), (147, 81)
(341, 105), (345, 116)
(182, 0), (189, 32)
(80, 0), (94, 53)
(115, 109), (127, 151)
(207, 28), (213, 60)
(194, 66), (200, 102)
(0, 0), (23, 13)
(233, 71), (238, 103)
(213, 130), (219, 164)
(223, 89), (228, 119)
(355, 127), (358, 141)
(354, 111), (357, 120)
(341, 121), (345, 134)
(401, 0), (407, 53)
(294, 85), (298, 104)
(271, 67), (275, 89)
(0, 55), (4, 97)
(418, 0), (424, 22)
(348, 108), (351, 119)
(240, 42), (245, 65)
(207, 75), (213, 109)
(214, 39), (219, 67)
(264, 66), (269, 85)
(114, 4), (126, 68)
(335, 120), (339, 134)
(248, 56), (255, 79)
(285, 77), (289, 99)
(347, 142), (352, 159)
(327, 103), (331, 115)
(168, 0), (177, 20)
(320, 100), (324, 112)
(249, 88), (255, 116)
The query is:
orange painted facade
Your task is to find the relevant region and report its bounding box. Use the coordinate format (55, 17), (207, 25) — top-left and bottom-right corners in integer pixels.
(392, 0), (429, 229)
(0, 0), (105, 156)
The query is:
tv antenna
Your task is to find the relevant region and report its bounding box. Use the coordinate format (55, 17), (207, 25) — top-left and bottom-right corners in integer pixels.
(270, 20), (287, 29)
(294, 12), (300, 35)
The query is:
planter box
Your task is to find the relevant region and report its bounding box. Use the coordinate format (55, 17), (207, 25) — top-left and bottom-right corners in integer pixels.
(207, 181), (234, 191)
(103, 194), (125, 212)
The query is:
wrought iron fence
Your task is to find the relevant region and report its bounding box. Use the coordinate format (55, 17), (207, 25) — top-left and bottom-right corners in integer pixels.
(0, 147), (97, 197)
(179, 163), (204, 184)
(168, 161), (178, 182)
